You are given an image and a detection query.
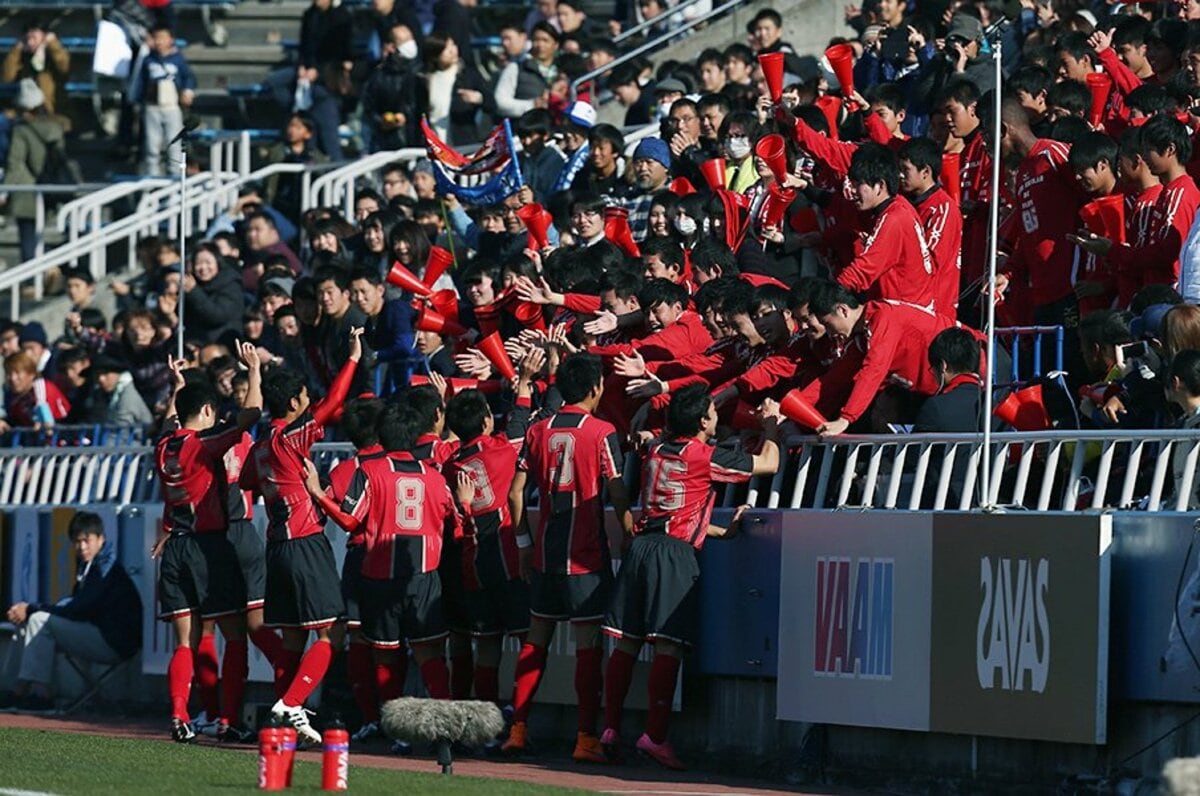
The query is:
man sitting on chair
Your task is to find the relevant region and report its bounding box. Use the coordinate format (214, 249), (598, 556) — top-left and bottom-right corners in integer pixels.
(1, 511), (143, 712)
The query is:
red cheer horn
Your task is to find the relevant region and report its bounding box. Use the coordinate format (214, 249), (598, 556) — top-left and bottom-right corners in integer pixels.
(387, 261), (433, 297)
(825, 43), (855, 98)
(415, 307), (468, 337)
(512, 299), (547, 332)
(447, 377), (504, 395)
(779, 389), (827, 431)
(754, 134), (789, 184)
(762, 182), (796, 229)
(941, 152), (961, 204)
(409, 374), (431, 388)
(814, 95), (843, 140)
(428, 288), (459, 323)
(516, 203), (554, 250)
(1079, 193), (1126, 244)
(423, 245), (454, 287)
(759, 51), (786, 102)
(604, 207), (641, 258)
(669, 176), (697, 196)
(699, 157), (727, 191)
(993, 385), (1051, 431)
(476, 331), (517, 381)
(1085, 73), (1112, 127)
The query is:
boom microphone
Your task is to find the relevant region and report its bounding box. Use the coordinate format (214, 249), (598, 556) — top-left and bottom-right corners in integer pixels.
(170, 116), (202, 145)
(380, 697), (504, 774)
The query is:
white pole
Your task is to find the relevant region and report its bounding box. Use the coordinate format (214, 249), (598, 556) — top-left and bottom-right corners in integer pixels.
(177, 137), (187, 362)
(981, 43), (1002, 509)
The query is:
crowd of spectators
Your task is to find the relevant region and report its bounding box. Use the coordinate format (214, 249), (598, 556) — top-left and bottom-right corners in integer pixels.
(0, 0), (1198, 505)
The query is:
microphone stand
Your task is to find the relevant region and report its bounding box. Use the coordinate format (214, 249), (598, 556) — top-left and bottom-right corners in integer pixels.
(174, 123), (197, 363)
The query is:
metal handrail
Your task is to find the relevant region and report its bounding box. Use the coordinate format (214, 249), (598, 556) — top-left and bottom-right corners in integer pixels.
(308, 147), (427, 219)
(570, 0), (748, 101)
(614, 0), (709, 43)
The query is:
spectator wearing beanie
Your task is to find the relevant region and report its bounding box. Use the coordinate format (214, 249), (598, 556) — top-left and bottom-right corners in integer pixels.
(627, 137), (672, 240)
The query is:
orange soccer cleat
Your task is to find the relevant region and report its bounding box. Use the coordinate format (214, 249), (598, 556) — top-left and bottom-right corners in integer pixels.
(572, 732), (608, 764)
(500, 720), (528, 755)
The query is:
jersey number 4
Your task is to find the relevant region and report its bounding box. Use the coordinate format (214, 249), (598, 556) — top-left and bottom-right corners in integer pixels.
(394, 479), (426, 530)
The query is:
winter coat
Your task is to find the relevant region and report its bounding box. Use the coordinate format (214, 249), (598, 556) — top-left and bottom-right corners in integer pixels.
(104, 371), (154, 427)
(2, 37), (70, 117)
(183, 265), (245, 344)
(362, 54), (426, 150)
(5, 115), (65, 219)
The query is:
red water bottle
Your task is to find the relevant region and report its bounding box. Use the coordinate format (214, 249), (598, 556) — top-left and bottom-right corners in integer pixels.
(321, 721), (350, 791)
(280, 726), (298, 787)
(257, 725), (287, 791)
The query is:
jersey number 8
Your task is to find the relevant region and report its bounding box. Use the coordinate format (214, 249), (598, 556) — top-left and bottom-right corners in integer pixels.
(394, 478), (426, 530)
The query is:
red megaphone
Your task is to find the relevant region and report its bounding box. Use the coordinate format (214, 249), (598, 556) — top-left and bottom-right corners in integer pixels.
(423, 246), (454, 287)
(754, 134), (789, 184)
(1079, 193), (1126, 244)
(416, 307), (468, 337)
(447, 377), (504, 395)
(428, 288), (459, 323)
(825, 43), (855, 98)
(476, 331), (517, 381)
(409, 374), (431, 388)
(759, 51), (785, 102)
(779, 389), (827, 431)
(512, 299), (547, 331)
(516, 203), (554, 250)
(941, 152), (961, 204)
(814, 95), (843, 140)
(669, 176), (697, 196)
(1085, 72), (1112, 128)
(993, 385), (1051, 431)
(699, 157), (727, 191)
(387, 261), (433, 297)
(604, 207), (641, 258)
(762, 182), (796, 229)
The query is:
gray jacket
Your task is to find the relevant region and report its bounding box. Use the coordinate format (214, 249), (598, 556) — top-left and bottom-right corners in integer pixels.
(6, 115), (66, 219)
(106, 372), (154, 428)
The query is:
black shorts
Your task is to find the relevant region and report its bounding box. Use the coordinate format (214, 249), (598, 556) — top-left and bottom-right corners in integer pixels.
(529, 569), (611, 623)
(228, 521), (266, 610)
(360, 571), (447, 649)
(603, 533), (699, 647)
(158, 532), (245, 621)
(464, 579), (530, 637)
(439, 542), (470, 633)
(264, 533), (345, 629)
(341, 544), (366, 628)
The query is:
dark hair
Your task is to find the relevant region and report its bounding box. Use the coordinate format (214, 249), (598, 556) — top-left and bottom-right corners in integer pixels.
(460, 260), (502, 288)
(720, 279), (758, 319)
(1118, 126), (1145, 163)
(789, 276), (823, 310)
(389, 219), (432, 271)
(1148, 18), (1188, 58)
(718, 109), (760, 142)
(445, 389), (491, 441)
(68, 511), (105, 540)
(245, 210), (277, 230)
(1050, 115), (1092, 147)
(356, 188), (385, 208)
(1131, 283), (1184, 314)
(698, 47), (724, 68)
(406, 384), (445, 436)
(350, 267), (384, 287)
(608, 61), (642, 90)
(1007, 65), (1054, 99)
(79, 307), (107, 331)
(937, 78), (980, 109)
(723, 43), (754, 66)
(599, 268), (643, 300)
(640, 236), (684, 273)
(928, 327), (980, 375)
(693, 276), (736, 315)
(516, 108), (554, 137)
(898, 137), (942, 180)
(378, 401), (427, 452)
(666, 383), (713, 438)
(1046, 80), (1090, 117)
(1056, 31), (1095, 64)
(848, 143), (899, 196)
(697, 92), (731, 116)
(1126, 84), (1172, 116)
(421, 31), (456, 70)
(808, 279), (862, 317)
(691, 236), (737, 278)
(638, 278), (688, 311)
(749, 8), (783, 28)
(263, 368), (307, 417)
(175, 382), (220, 423)
(570, 192), (608, 218)
(1113, 15), (1150, 49)
(866, 83), (905, 116)
(313, 266), (350, 292)
(1078, 309), (1132, 348)
(1068, 132), (1118, 173)
(753, 284), (791, 314)
(1140, 113), (1192, 163)
(588, 123), (625, 154)
(530, 20), (561, 43)
(342, 398), (383, 449)
(1170, 349), (1200, 395)
(556, 353), (604, 404)
(793, 105), (829, 136)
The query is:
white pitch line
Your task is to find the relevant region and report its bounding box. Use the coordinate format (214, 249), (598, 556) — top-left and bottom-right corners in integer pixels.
(0, 788), (60, 796)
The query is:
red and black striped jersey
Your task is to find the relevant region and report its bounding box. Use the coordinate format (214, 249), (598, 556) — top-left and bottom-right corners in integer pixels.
(329, 444), (386, 546)
(638, 437), (754, 550)
(340, 452), (461, 580)
(517, 405), (623, 575)
(157, 422), (244, 535)
(411, 433), (458, 470)
(241, 413), (330, 542)
(221, 432), (255, 526)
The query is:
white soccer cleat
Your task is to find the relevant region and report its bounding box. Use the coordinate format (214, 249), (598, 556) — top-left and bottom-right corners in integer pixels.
(270, 699), (322, 746)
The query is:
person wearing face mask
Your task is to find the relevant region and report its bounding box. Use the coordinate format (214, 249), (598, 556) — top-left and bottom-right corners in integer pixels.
(718, 111), (760, 194)
(362, 24), (426, 153)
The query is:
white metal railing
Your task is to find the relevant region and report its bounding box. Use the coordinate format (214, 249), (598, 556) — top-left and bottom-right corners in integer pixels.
(3, 430), (1199, 513)
(308, 147), (427, 220)
(56, 178), (172, 265)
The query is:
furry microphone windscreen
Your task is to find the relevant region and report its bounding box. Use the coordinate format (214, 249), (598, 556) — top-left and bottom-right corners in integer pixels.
(380, 698), (505, 747)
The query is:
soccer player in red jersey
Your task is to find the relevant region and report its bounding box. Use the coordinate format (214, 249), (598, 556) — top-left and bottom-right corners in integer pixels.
(443, 349), (541, 708)
(898, 138), (964, 317)
(307, 401), (463, 705)
(943, 79), (992, 312)
(324, 398), (387, 741)
(1069, 133), (1124, 316)
(837, 144), (936, 310)
(502, 352), (634, 762)
(602, 385), (781, 769)
(1115, 127), (1162, 306)
(238, 327), (363, 744)
(154, 343), (262, 743)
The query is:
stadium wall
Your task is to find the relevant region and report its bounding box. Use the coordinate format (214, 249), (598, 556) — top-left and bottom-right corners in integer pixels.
(4, 504), (1197, 789)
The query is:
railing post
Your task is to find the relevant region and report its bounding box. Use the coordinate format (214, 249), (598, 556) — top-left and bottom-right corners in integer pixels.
(239, 130), (251, 178)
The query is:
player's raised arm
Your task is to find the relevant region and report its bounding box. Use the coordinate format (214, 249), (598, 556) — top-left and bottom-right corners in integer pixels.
(313, 326), (364, 426)
(751, 399), (783, 476)
(235, 340), (264, 432)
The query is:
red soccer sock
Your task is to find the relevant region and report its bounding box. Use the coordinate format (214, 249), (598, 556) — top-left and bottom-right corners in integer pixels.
(604, 648), (637, 733)
(168, 645), (194, 722)
(281, 640), (333, 708)
(250, 626), (283, 667)
(274, 649), (302, 699)
(195, 633), (220, 720)
(450, 653), (474, 700)
(510, 643), (548, 723)
(645, 653), (681, 744)
(348, 642), (379, 723)
(473, 664), (500, 703)
(221, 639), (249, 726)
(419, 657), (451, 700)
(575, 646), (603, 734)
(374, 660), (406, 703)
